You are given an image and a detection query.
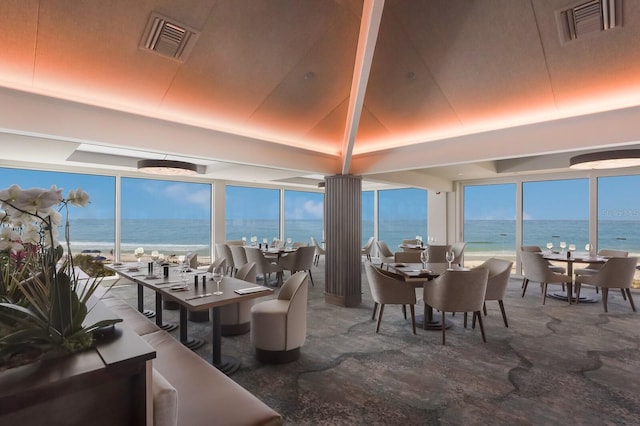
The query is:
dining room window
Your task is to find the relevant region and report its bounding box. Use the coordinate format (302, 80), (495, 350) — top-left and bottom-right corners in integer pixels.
(463, 183), (516, 267)
(283, 190), (323, 245)
(377, 188), (427, 251)
(120, 177), (211, 263)
(362, 191), (374, 247)
(522, 178), (589, 253)
(597, 175), (640, 256)
(0, 167), (115, 259)
(225, 185), (279, 244)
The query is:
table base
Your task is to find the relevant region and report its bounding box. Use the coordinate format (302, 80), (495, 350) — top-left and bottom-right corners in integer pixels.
(160, 323), (178, 332)
(416, 313), (453, 330)
(142, 309), (156, 319)
(182, 338), (205, 351)
(215, 355), (241, 376)
(548, 291), (598, 304)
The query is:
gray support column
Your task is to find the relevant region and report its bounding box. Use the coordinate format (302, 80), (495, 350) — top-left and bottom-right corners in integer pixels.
(324, 174), (362, 307)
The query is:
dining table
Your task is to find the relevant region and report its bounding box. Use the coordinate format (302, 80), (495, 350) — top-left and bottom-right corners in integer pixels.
(542, 252), (607, 303)
(107, 262), (274, 375)
(387, 262), (467, 330)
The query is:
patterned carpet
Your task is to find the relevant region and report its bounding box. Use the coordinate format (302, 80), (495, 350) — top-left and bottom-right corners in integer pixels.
(109, 259), (640, 425)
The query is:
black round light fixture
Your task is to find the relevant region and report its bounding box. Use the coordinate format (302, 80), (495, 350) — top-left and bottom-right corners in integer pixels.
(137, 159), (199, 176)
(569, 149), (640, 170)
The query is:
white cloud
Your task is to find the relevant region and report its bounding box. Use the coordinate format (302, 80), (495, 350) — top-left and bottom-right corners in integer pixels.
(303, 200), (323, 219)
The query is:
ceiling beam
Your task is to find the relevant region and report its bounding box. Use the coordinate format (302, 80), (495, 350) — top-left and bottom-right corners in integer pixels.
(340, 0), (384, 174)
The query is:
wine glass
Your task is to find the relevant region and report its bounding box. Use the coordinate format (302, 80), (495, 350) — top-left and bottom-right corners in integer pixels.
(559, 241), (567, 253)
(446, 250), (455, 270)
(585, 243), (592, 257)
(568, 244), (576, 252)
(420, 250), (429, 269)
(212, 267), (223, 295)
(286, 237), (292, 247)
(546, 242), (553, 253)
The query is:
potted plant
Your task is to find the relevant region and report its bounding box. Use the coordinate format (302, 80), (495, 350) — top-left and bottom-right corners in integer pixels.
(0, 185), (121, 369)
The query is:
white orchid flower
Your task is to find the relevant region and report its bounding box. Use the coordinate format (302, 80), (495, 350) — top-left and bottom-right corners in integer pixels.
(0, 184), (23, 206)
(67, 188), (90, 207)
(13, 186), (63, 213)
(21, 223), (40, 245)
(47, 210), (63, 227)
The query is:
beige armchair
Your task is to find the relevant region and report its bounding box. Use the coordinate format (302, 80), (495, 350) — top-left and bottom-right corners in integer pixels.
(279, 245), (316, 286)
(215, 243), (235, 276)
(362, 236), (376, 261)
(250, 271), (309, 363)
(425, 244), (451, 263)
(475, 258), (513, 327)
(310, 236), (325, 266)
(423, 268), (489, 344)
(376, 241), (395, 268)
(364, 262), (417, 334)
(230, 244), (248, 272)
(575, 256), (638, 312)
(520, 249), (573, 304)
(451, 242), (466, 266)
(574, 249), (628, 276)
(245, 247), (284, 286)
(394, 251), (421, 263)
(219, 262), (257, 336)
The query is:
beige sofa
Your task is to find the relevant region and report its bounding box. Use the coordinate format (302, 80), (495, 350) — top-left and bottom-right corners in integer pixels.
(97, 286), (283, 426)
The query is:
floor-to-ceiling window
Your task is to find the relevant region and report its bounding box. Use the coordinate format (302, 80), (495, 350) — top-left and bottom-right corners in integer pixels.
(522, 178), (589, 253)
(0, 167), (115, 257)
(597, 175), (640, 256)
(283, 190), (323, 245)
(463, 183), (516, 266)
(120, 178), (211, 262)
(378, 188), (427, 250)
(225, 185), (279, 244)
(362, 191), (374, 247)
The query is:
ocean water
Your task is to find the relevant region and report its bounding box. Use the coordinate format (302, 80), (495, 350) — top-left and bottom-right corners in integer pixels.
(62, 218), (640, 257)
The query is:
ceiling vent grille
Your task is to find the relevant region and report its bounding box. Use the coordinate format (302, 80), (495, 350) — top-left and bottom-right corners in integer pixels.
(557, 0), (621, 43)
(140, 12), (199, 62)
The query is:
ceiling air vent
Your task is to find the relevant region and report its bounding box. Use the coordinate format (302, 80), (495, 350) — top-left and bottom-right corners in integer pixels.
(140, 12), (199, 62)
(557, 0), (621, 44)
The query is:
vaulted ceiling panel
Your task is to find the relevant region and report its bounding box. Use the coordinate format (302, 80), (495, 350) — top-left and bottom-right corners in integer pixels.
(391, 0), (556, 130)
(162, 0), (340, 140)
(0, 0), (38, 87)
(247, 6), (359, 148)
(359, 3), (460, 148)
(533, 0), (640, 110)
(32, 1), (206, 110)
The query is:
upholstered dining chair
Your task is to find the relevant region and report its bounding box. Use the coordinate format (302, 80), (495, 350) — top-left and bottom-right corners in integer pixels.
(230, 244), (248, 273)
(574, 249), (628, 276)
(219, 262), (257, 336)
(225, 240), (244, 246)
(475, 258), (513, 327)
(394, 251), (422, 263)
(425, 244), (452, 263)
(279, 245), (316, 286)
(520, 245), (566, 291)
(402, 239), (419, 245)
(362, 236), (376, 261)
(310, 236), (325, 266)
(245, 247), (284, 286)
(250, 271), (309, 363)
(451, 242), (467, 266)
(376, 241), (395, 268)
(520, 249), (573, 304)
(292, 241), (309, 248)
(215, 243), (235, 276)
(364, 262), (417, 334)
(575, 256), (638, 312)
(423, 268), (489, 344)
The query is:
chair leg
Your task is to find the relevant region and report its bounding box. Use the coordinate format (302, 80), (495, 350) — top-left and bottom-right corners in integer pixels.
(498, 300), (508, 328)
(625, 288), (636, 312)
(472, 312), (477, 329)
(372, 302), (378, 320)
(521, 278), (529, 297)
(441, 311), (446, 345)
(409, 304), (416, 335)
(402, 304), (407, 319)
(521, 277), (526, 289)
(602, 288), (609, 313)
(463, 312), (468, 328)
(308, 269), (314, 286)
(475, 311), (487, 343)
(376, 304), (385, 333)
(542, 283), (548, 305)
(483, 302), (487, 316)
(621, 288), (627, 301)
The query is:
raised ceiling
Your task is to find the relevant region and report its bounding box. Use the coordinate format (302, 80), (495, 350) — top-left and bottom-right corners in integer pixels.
(2, 0), (640, 190)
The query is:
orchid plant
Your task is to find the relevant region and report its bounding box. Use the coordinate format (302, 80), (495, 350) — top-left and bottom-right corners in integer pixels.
(0, 185), (121, 368)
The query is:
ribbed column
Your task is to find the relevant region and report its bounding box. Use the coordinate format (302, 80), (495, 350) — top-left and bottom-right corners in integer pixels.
(324, 174), (361, 307)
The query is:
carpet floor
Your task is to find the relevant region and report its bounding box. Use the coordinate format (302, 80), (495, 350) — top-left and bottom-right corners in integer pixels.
(108, 259), (640, 425)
